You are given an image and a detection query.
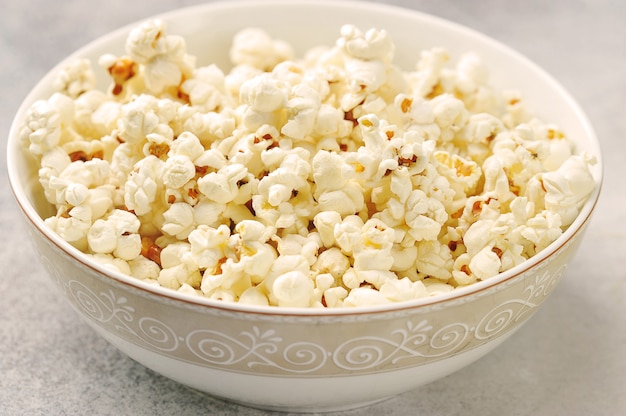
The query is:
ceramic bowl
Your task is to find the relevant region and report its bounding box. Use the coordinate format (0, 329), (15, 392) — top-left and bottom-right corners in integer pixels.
(7, 0), (602, 412)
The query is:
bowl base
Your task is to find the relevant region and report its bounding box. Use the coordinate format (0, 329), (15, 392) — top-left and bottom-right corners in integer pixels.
(217, 394), (392, 413)
(89, 319), (517, 413)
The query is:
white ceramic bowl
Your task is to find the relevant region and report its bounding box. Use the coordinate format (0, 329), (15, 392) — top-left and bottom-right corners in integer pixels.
(7, 0), (602, 413)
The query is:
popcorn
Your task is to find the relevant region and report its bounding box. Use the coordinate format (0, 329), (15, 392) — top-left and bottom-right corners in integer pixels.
(188, 224), (230, 270)
(469, 246), (501, 280)
(338, 25), (394, 62)
(197, 163), (249, 204)
(179, 64), (228, 112)
(125, 19), (193, 94)
(380, 277), (428, 303)
(281, 84), (322, 140)
(53, 58), (96, 99)
(19, 96), (67, 155)
(404, 189), (447, 242)
(124, 155), (164, 215)
(343, 286), (388, 307)
(128, 255), (160, 280)
(541, 154), (596, 226)
(45, 205), (92, 249)
(229, 28), (293, 71)
(87, 209), (142, 261)
(272, 271), (315, 307)
(24, 21), (596, 308)
(162, 202), (195, 239)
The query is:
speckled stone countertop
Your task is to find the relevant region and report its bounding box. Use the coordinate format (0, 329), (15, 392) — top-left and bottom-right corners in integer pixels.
(2, 0), (624, 415)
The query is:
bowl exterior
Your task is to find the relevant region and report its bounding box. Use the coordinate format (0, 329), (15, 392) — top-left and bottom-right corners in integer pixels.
(24, 212), (587, 411)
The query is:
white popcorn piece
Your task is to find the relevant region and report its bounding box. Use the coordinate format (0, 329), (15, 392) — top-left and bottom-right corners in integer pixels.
(168, 131), (205, 160)
(239, 286), (270, 306)
(124, 155), (164, 216)
(110, 143), (140, 187)
(224, 64), (263, 100)
(423, 280), (455, 296)
(352, 218), (395, 271)
(355, 269), (397, 290)
(19, 95), (71, 155)
(126, 19), (192, 94)
(459, 113), (504, 145)
(240, 73), (289, 113)
(405, 189), (447, 242)
(272, 271), (314, 307)
(128, 255), (161, 280)
(257, 151), (311, 207)
(159, 257), (202, 290)
(407, 47), (449, 98)
(312, 247), (351, 278)
(188, 224), (231, 271)
(45, 205), (92, 250)
(434, 151), (482, 195)
(390, 244), (418, 272)
(158, 264), (185, 290)
(313, 211), (342, 247)
(430, 94), (469, 141)
(126, 19), (168, 63)
(519, 210), (563, 253)
(455, 52), (488, 94)
(162, 154), (196, 189)
(281, 83), (321, 140)
(197, 163), (249, 204)
(180, 64), (228, 112)
(178, 283), (201, 296)
(469, 246), (502, 280)
(338, 25), (394, 62)
(380, 277), (428, 302)
(340, 57), (387, 111)
(229, 28), (293, 71)
(275, 232), (320, 266)
(501, 89), (529, 127)
(87, 209), (142, 261)
(88, 253), (132, 276)
(161, 202), (195, 239)
(191, 198), (225, 227)
(64, 183), (90, 206)
(183, 109), (237, 146)
(117, 95), (161, 145)
(334, 215), (365, 254)
(53, 58), (96, 99)
(343, 286), (389, 307)
(415, 240), (453, 280)
(322, 286), (348, 308)
(541, 154), (596, 226)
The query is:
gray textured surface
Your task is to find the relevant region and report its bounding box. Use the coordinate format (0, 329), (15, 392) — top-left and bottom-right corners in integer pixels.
(1, 0), (624, 415)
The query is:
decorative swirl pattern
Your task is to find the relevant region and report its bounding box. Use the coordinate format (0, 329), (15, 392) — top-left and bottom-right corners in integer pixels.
(68, 280), (107, 322)
(38, 241), (574, 376)
(138, 317), (179, 351)
(187, 331), (241, 365)
(332, 319), (469, 370)
(474, 301), (524, 340)
(67, 280), (135, 331)
(282, 342), (328, 373)
(429, 323), (470, 353)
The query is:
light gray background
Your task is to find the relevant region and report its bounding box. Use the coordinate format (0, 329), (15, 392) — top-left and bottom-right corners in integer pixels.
(1, 0), (624, 415)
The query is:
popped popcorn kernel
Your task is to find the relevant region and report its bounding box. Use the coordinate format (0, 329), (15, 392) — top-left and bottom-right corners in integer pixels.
(272, 271), (315, 307)
(53, 58), (96, 98)
(229, 28), (293, 71)
(24, 20), (596, 308)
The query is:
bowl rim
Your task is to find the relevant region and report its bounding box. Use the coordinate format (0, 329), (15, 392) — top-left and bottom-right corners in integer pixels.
(6, 0), (604, 317)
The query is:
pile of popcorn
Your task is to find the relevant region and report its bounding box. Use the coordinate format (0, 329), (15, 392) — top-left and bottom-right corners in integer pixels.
(20, 20), (596, 307)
